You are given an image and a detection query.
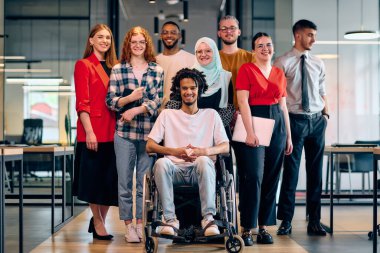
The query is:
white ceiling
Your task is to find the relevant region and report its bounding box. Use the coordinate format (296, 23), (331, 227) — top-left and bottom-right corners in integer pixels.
(122, 0), (223, 21)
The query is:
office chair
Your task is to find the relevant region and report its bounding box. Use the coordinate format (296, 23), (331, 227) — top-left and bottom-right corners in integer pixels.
(335, 140), (380, 194)
(21, 118), (44, 181)
(21, 118), (43, 145)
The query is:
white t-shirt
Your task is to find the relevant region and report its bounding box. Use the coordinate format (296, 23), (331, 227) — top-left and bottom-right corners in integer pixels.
(156, 50), (196, 105)
(148, 108), (229, 165)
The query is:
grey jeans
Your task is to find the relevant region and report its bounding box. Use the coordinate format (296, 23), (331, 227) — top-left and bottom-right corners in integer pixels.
(153, 156), (216, 221)
(114, 133), (153, 221)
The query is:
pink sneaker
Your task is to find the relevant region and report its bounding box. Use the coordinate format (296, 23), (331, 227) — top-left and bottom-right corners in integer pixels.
(136, 223), (143, 240)
(125, 223), (140, 243)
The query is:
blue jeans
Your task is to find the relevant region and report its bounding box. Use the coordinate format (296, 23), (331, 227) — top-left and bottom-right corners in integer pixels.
(153, 156), (216, 221)
(114, 133), (153, 221)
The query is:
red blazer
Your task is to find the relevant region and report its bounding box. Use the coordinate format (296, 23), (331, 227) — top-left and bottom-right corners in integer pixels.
(74, 53), (116, 142)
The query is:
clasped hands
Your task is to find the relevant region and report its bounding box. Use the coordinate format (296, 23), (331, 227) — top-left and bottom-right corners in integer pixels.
(175, 144), (207, 162)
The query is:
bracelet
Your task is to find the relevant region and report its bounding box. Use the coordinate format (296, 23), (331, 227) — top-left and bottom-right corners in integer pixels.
(322, 113), (330, 119)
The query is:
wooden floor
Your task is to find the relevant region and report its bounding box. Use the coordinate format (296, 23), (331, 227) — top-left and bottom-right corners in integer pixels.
(30, 203), (380, 253)
(30, 206), (307, 253)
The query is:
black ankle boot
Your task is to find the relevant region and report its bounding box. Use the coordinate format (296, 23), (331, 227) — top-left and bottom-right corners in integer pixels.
(277, 220), (292, 235)
(307, 221), (326, 236)
(257, 229), (273, 244)
(241, 230), (254, 246)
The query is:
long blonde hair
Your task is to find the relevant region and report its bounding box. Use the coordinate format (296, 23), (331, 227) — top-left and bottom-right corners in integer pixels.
(120, 26), (156, 63)
(82, 24), (118, 68)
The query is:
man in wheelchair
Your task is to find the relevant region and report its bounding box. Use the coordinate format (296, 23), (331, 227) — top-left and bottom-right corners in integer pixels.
(146, 68), (229, 237)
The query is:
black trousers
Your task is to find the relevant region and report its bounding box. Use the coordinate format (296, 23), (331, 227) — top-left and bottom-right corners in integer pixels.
(234, 104), (286, 229)
(277, 113), (327, 222)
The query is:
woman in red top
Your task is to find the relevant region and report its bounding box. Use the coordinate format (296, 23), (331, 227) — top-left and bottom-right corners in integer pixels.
(235, 32), (293, 245)
(73, 24), (118, 240)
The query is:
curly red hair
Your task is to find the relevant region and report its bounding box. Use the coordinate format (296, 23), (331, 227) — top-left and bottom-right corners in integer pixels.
(120, 26), (156, 63)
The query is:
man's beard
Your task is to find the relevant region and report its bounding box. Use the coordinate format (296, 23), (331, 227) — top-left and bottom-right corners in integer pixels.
(222, 38), (237, 45)
(163, 38), (179, 50)
(183, 99), (196, 106)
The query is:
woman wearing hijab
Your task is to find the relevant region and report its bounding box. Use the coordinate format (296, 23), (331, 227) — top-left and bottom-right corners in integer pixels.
(192, 37), (234, 130)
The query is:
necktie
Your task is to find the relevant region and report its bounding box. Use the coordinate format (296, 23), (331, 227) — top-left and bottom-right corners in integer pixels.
(301, 54), (310, 112)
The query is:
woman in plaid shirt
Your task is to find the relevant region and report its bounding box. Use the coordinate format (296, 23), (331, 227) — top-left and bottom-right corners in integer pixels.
(106, 26), (163, 243)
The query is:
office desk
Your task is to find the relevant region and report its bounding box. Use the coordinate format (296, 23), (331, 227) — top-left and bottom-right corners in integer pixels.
(23, 146), (73, 233)
(64, 146), (74, 223)
(323, 146), (375, 235)
(1, 148), (23, 253)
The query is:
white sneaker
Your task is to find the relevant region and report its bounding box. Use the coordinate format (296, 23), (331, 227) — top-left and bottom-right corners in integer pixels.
(136, 223), (143, 240)
(156, 219), (180, 236)
(201, 217), (220, 236)
(125, 223), (140, 243)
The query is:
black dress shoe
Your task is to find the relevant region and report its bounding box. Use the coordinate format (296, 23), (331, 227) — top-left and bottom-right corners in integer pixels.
(277, 220), (292, 235)
(241, 230), (254, 246)
(307, 221), (327, 236)
(88, 217), (113, 240)
(256, 229), (273, 244)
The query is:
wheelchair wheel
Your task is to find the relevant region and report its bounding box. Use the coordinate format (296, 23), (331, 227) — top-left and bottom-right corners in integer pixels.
(227, 173), (238, 231)
(145, 236), (158, 253)
(142, 174), (151, 242)
(225, 235), (245, 253)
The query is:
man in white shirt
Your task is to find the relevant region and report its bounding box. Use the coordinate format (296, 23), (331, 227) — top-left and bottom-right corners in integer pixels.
(156, 21), (195, 107)
(274, 19), (329, 237)
(146, 68), (229, 237)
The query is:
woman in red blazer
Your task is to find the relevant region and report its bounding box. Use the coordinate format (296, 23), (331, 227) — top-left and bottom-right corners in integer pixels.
(73, 24), (118, 240)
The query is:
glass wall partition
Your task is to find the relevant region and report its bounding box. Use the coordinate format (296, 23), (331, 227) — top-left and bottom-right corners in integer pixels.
(3, 0), (89, 251)
(4, 0), (89, 145)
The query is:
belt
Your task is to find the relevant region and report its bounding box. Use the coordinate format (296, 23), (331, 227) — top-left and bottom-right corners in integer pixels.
(289, 112), (322, 120)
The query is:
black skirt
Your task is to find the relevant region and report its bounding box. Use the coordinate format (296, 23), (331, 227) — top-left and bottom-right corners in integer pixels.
(73, 142), (118, 206)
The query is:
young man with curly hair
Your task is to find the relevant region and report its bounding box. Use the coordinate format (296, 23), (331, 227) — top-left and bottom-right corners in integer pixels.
(146, 68), (229, 237)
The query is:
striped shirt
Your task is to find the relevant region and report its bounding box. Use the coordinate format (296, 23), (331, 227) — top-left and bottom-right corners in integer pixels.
(106, 61), (164, 141)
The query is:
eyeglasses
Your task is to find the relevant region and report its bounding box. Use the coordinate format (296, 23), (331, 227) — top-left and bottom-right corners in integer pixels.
(161, 30), (179, 36)
(130, 40), (147, 46)
(256, 43), (273, 50)
(219, 26), (238, 33)
(196, 49), (213, 55)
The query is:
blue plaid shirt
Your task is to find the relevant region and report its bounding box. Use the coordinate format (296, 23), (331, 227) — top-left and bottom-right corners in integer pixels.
(106, 61), (163, 141)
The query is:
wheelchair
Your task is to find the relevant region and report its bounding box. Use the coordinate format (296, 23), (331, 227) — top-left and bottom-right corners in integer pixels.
(142, 154), (244, 253)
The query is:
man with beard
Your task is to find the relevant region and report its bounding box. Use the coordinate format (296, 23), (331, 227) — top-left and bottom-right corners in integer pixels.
(156, 21), (195, 108)
(218, 15), (253, 109)
(274, 19), (329, 236)
(146, 68), (229, 237)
